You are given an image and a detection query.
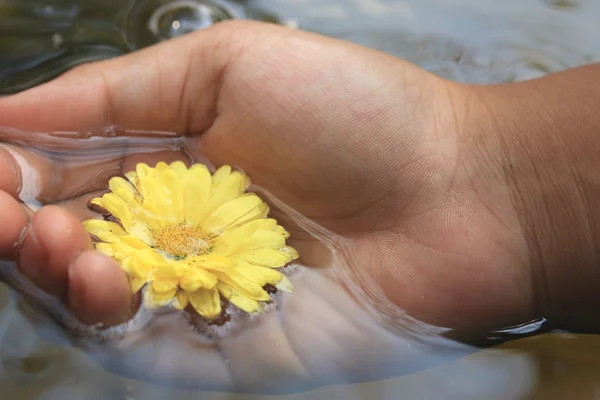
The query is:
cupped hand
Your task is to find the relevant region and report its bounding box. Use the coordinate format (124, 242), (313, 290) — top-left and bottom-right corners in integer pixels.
(0, 21), (534, 392)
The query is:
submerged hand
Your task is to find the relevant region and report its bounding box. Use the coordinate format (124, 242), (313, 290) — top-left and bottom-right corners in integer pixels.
(0, 21), (533, 391)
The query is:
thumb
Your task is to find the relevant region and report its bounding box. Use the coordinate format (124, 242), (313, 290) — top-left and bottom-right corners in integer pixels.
(0, 20), (262, 135)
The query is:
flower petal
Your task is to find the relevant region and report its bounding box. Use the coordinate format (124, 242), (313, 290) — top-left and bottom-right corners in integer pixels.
(92, 194), (134, 232)
(83, 219), (126, 237)
(130, 277), (147, 293)
(110, 242), (139, 261)
(206, 168), (249, 215)
(152, 264), (179, 293)
(276, 274), (294, 292)
(179, 267), (218, 292)
(250, 230), (286, 250)
(211, 219), (279, 256)
(173, 290), (189, 310)
(202, 194), (269, 234)
(217, 283), (261, 314)
(186, 254), (233, 271)
(121, 235), (151, 250)
(183, 164), (212, 226)
(213, 271), (270, 301)
(235, 248), (293, 268)
(109, 176), (138, 195)
(236, 262), (284, 286)
(95, 242), (114, 256)
(145, 286), (177, 309)
(130, 249), (164, 279)
(188, 288), (222, 319)
(139, 176), (175, 224)
(136, 163), (151, 180)
(281, 246), (300, 260)
(169, 161), (188, 178)
(157, 165), (184, 223)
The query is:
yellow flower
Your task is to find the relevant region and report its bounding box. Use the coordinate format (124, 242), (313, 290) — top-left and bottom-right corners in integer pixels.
(83, 162), (298, 320)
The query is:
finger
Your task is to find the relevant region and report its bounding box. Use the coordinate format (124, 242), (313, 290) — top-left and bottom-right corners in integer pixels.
(67, 250), (131, 327)
(0, 145), (22, 197)
(18, 205), (91, 298)
(0, 190), (27, 258)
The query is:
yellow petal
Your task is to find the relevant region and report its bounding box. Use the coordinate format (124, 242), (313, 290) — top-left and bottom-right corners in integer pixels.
(125, 170), (138, 183)
(121, 235), (150, 250)
(214, 271), (270, 301)
(155, 161), (170, 174)
(276, 274), (294, 292)
(275, 225), (290, 238)
(95, 242), (114, 256)
(179, 268), (218, 292)
(110, 241), (136, 253)
(173, 291), (189, 310)
(110, 242), (139, 261)
(136, 163), (151, 180)
(188, 288), (222, 319)
(211, 219), (277, 256)
(235, 248), (293, 268)
(217, 283), (261, 314)
(96, 193), (134, 232)
(152, 279), (178, 293)
(281, 246), (299, 260)
(133, 208), (163, 234)
(183, 164), (212, 226)
(207, 169), (249, 215)
(211, 165), (232, 186)
(109, 176), (137, 193)
(113, 187), (137, 206)
(110, 178), (142, 207)
(130, 277), (147, 293)
(186, 254), (233, 271)
(236, 262), (284, 286)
(158, 167), (184, 223)
(83, 219), (126, 237)
(96, 231), (123, 243)
(139, 176), (175, 223)
(130, 249), (164, 279)
(145, 286), (177, 309)
(169, 161), (188, 177)
(152, 264), (179, 293)
(202, 194), (269, 234)
(250, 230), (286, 250)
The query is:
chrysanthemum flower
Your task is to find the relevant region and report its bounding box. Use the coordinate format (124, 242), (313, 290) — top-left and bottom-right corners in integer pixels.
(83, 162), (298, 320)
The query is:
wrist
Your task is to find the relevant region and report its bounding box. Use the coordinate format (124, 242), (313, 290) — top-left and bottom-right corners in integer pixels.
(462, 70), (600, 331)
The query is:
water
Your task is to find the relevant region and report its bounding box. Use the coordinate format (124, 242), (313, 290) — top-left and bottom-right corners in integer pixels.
(0, 128), (480, 395)
(1, 0), (600, 399)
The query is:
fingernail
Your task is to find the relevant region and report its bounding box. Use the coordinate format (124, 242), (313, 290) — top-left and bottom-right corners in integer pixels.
(0, 145), (40, 207)
(11, 224), (29, 257)
(17, 222), (47, 281)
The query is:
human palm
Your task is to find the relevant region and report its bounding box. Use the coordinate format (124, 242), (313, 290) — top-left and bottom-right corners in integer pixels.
(0, 21), (533, 392)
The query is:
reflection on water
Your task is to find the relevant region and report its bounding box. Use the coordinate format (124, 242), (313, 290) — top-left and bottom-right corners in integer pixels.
(0, 0), (288, 95)
(3, 0), (600, 94)
(2, 0), (600, 399)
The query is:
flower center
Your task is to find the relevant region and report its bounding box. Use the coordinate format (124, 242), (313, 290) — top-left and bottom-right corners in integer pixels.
(153, 224), (212, 259)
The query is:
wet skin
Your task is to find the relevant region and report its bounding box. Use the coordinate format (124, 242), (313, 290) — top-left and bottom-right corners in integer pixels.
(0, 21), (537, 391)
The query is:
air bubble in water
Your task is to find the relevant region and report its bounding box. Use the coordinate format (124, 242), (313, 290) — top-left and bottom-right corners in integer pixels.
(147, 0), (233, 41)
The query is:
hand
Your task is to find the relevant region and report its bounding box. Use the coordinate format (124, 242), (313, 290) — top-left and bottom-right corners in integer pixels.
(0, 21), (533, 392)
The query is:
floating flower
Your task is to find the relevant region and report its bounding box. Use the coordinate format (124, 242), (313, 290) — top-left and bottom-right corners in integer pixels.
(83, 162), (297, 320)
